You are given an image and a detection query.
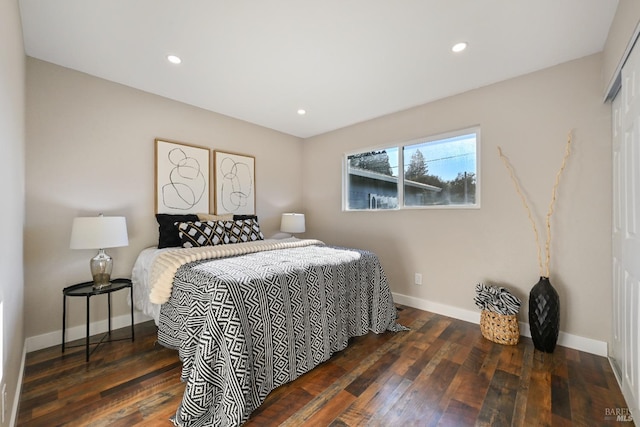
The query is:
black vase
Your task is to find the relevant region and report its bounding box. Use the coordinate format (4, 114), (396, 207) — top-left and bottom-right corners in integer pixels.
(528, 276), (560, 353)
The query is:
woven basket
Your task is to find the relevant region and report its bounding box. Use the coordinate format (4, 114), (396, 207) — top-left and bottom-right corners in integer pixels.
(480, 310), (520, 345)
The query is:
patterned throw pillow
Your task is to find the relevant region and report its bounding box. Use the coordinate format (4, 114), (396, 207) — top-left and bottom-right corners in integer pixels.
(223, 219), (264, 243)
(176, 221), (229, 248)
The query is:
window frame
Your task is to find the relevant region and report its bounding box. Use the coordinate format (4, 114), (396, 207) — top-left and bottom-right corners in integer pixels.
(342, 126), (481, 211)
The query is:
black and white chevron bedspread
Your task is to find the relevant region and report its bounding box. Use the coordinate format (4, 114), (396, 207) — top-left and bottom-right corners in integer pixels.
(157, 243), (406, 427)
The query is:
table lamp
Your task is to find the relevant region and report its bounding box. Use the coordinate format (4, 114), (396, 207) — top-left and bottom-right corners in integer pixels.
(280, 213), (305, 237)
(70, 214), (129, 289)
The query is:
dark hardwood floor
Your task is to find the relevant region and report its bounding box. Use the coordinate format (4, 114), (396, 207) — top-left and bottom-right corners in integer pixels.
(17, 305), (632, 426)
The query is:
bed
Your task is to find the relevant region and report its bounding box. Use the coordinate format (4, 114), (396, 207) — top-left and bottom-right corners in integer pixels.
(132, 216), (406, 427)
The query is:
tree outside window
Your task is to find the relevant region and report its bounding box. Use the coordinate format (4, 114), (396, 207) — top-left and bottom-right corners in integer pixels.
(403, 133), (477, 207)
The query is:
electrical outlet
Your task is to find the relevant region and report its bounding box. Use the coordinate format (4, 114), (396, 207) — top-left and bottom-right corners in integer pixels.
(414, 273), (422, 286)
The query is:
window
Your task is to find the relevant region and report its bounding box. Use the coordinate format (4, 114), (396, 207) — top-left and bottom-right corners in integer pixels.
(344, 127), (479, 210)
(345, 148), (399, 210)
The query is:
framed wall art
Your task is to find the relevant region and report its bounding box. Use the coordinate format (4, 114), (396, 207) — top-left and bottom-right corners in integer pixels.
(155, 139), (210, 214)
(214, 150), (255, 215)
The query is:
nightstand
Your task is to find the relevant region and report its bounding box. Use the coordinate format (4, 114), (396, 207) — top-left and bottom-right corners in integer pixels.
(62, 278), (134, 362)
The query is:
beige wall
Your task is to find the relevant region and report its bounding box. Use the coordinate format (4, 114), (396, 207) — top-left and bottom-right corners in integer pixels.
(302, 53), (612, 343)
(603, 0), (640, 97)
(0, 0), (25, 424)
(25, 58), (303, 338)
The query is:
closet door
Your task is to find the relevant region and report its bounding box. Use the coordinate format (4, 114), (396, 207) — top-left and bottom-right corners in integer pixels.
(612, 39), (640, 421)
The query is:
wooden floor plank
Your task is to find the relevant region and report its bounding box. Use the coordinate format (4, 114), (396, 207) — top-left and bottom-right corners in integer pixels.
(437, 398), (479, 427)
(551, 373), (572, 421)
(476, 369), (519, 426)
(511, 343), (534, 427)
(305, 389), (357, 426)
(524, 354), (553, 426)
(17, 306), (633, 426)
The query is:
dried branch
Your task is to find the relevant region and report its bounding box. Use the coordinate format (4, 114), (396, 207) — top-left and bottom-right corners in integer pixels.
(497, 131), (573, 278)
(544, 132), (572, 277)
(497, 147), (544, 276)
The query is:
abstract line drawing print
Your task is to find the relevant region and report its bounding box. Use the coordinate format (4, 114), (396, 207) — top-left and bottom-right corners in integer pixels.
(155, 139), (210, 214)
(162, 148), (207, 210)
(215, 151), (255, 215)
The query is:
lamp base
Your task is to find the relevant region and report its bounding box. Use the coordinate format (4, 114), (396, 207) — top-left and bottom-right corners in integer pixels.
(92, 275), (112, 290)
(90, 249), (112, 289)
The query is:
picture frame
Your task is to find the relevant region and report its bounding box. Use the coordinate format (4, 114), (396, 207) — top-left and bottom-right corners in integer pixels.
(213, 150), (255, 215)
(155, 139), (210, 214)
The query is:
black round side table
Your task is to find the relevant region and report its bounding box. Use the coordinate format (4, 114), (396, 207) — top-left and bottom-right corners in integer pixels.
(62, 278), (134, 362)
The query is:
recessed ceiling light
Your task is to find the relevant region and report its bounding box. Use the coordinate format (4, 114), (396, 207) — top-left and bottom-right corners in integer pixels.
(167, 55), (182, 64)
(451, 42), (468, 53)
(297, 109), (306, 116)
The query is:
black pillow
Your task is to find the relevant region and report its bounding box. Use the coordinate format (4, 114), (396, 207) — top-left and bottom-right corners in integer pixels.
(233, 214), (258, 221)
(156, 213), (199, 248)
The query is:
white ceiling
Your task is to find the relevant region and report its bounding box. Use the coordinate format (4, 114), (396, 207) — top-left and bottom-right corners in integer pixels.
(18, 0), (618, 138)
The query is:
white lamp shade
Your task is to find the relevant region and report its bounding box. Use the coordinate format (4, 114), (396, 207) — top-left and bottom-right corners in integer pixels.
(280, 213), (305, 233)
(70, 216), (129, 249)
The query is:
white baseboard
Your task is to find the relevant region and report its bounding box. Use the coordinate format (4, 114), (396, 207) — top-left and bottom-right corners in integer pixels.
(26, 293), (607, 356)
(608, 356), (640, 423)
(25, 311), (153, 353)
(9, 343), (26, 427)
(392, 292), (608, 357)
